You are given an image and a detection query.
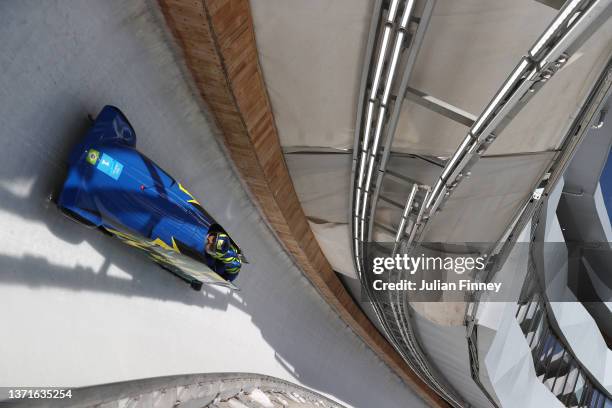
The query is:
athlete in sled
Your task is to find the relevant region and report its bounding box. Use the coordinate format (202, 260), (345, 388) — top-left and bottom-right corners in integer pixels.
(56, 105), (245, 291)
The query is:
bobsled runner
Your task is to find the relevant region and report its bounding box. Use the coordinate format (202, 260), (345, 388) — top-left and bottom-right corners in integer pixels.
(57, 105), (246, 291)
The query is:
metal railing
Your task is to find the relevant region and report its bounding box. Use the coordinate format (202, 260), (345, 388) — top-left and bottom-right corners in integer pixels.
(350, 0), (468, 406)
(515, 244), (612, 407)
(350, 0), (612, 407)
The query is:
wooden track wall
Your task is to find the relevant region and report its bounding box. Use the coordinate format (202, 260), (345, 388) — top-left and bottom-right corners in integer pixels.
(157, 1), (448, 406)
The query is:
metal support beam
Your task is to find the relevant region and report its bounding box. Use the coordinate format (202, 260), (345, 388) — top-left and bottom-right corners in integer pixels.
(405, 86), (477, 127)
(394, 184), (418, 245)
(535, 0), (565, 9)
(386, 169), (421, 186)
(282, 146), (352, 154)
(379, 194), (405, 209)
(368, 0), (438, 244)
(374, 221), (398, 235)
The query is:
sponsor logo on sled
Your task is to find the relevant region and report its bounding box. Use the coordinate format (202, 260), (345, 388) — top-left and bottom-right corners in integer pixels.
(96, 152), (124, 180)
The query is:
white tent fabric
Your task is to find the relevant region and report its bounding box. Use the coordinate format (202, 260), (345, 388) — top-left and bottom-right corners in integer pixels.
(253, 0), (611, 155)
(284, 153), (351, 224)
(487, 20), (612, 156)
(393, 2), (612, 156)
(286, 152), (555, 276)
(393, 0), (556, 156)
(422, 152), (556, 243)
(308, 221), (356, 279)
(250, 0), (372, 149)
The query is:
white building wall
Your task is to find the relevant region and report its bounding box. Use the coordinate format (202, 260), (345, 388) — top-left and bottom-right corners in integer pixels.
(539, 179), (612, 393)
(476, 223), (563, 408)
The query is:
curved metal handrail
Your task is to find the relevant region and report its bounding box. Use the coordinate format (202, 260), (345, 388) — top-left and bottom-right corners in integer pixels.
(424, 0), (611, 219)
(0, 373), (346, 408)
(350, 1), (467, 406)
(466, 53), (612, 405)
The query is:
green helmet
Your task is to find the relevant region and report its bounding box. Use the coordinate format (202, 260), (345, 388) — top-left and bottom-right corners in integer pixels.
(206, 232), (230, 258)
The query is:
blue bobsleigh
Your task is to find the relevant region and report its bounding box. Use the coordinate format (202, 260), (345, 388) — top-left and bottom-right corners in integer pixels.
(57, 105), (244, 291)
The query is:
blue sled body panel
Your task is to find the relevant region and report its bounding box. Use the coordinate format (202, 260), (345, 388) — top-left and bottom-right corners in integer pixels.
(58, 106), (240, 289)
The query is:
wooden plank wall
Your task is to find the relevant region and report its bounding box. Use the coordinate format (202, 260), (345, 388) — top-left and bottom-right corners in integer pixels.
(157, 1), (448, 406)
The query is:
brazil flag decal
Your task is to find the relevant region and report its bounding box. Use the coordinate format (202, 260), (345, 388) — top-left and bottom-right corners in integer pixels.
(86, 149), (100, 165)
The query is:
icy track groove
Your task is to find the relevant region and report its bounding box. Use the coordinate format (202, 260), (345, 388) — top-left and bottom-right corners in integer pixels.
(0, 1), (427, 407)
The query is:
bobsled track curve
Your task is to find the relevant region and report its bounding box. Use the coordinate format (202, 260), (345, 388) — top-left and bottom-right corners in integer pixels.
(0, 1), (428, 407)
